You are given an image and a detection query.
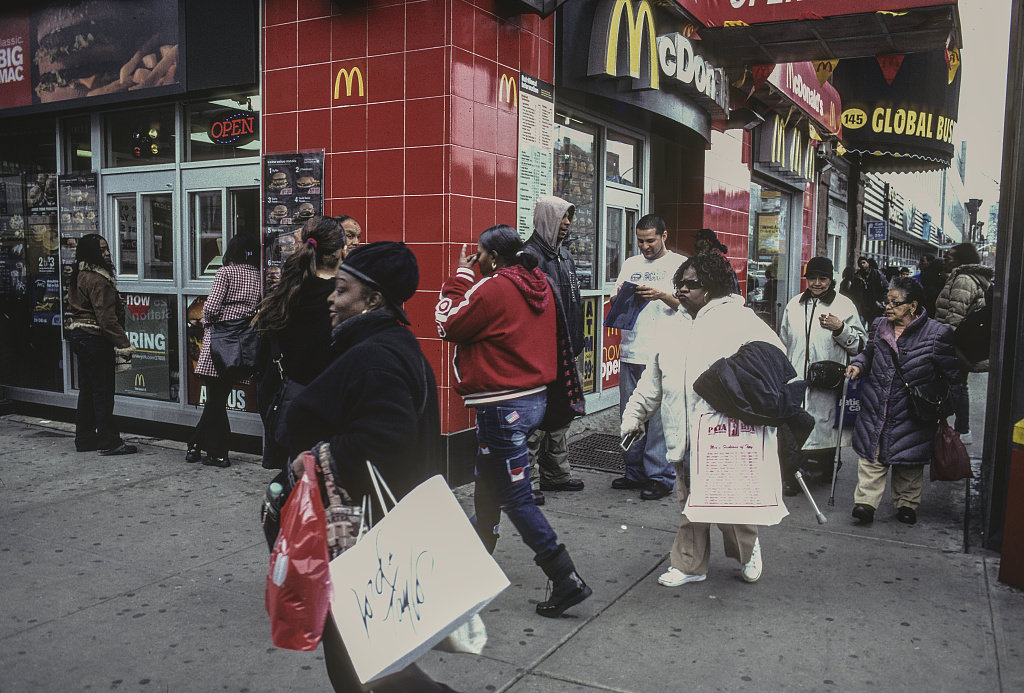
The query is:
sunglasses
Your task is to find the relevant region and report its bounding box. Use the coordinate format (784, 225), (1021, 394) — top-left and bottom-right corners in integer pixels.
(676, 279), (703, 291)
(884, 299), (909, 307)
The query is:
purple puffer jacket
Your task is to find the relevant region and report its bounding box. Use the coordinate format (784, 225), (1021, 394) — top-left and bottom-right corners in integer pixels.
(850, 312), (963, 466)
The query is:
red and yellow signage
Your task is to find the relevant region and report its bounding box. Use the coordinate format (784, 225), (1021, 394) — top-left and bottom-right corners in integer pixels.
(681, 0), (955, 28)
(767, 62), (842, 137)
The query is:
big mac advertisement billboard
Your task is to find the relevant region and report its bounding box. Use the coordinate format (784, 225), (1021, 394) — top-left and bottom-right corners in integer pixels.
(0, 0), (180, 111)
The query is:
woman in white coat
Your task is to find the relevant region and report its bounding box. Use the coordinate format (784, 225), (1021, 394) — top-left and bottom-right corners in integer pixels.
(623, 251), (784, 587)
(779, 257), (865, 490)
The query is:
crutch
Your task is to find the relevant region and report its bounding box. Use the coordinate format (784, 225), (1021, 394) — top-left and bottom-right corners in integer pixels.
(794, 470), (827, 524)
(828, 376), (851, 507)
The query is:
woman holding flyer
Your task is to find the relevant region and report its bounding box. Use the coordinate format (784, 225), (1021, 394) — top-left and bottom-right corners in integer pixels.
(623, 251), (785, 587)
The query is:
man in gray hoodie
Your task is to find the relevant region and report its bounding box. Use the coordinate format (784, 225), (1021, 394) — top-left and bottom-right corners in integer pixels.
(523, 195), (586, 502)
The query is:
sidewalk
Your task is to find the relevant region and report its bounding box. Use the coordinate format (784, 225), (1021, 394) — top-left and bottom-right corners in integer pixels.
(1, 400), (1021, 692)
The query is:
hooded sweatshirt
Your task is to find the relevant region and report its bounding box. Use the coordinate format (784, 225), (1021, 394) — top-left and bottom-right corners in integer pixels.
(523, 195), (584, 355)
(435, 264), (557, 406)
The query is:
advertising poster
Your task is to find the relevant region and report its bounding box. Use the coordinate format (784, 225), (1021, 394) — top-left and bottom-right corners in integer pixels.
(57, 173), (98, 324)
(25, 173), (60, 326)
(0, 1), (181, 112)
(185, 295), (257, 412)
(601, 298), (621, 391)
(756, 213), (780, 257)
(263, 151), (324, 288)
(0, 175), (27, 303)
(579, 296), (598, 394)
(516, 73), (554, 238)
(115, 293), (173, 400)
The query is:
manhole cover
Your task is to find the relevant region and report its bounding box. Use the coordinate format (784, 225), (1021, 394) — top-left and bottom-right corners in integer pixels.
(568, 433), (623, 473)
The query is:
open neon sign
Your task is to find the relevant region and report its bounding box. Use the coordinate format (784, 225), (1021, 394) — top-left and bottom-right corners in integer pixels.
(209, 111), (257, 145)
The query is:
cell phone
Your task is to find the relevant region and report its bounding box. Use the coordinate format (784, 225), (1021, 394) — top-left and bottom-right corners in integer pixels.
(620, 431), (640, 451)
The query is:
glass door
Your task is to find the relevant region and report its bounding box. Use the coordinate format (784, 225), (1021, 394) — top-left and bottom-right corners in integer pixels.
(103, 171), (176, 282)
(603, 187), (643, 289)
(747, 181), (794, 333)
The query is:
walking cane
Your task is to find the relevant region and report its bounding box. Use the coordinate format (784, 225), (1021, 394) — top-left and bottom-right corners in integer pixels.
(828, 376), (851, 507)
(794, 470), (827, 524)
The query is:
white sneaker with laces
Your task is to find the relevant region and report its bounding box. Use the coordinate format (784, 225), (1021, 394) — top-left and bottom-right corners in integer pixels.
(657, 566), (707, 587)
(741, 538), (762, 583)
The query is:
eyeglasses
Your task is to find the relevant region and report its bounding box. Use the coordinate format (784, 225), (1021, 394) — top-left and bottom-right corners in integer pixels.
(676, 279), (703, 291)
(884, 299), (909, 307)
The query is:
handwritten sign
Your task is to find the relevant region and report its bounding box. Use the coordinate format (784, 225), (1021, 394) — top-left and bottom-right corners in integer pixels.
(329, 476), (509, 684)
(684, 412), (789, 526)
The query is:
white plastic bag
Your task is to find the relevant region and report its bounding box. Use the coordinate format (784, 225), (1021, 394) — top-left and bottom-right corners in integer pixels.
(433, 613), (487, 655)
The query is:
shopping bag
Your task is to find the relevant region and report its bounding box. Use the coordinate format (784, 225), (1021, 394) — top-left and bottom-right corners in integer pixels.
(265, 452), (331, 651)
(931, 421), (973, 482)
(433, 613), (487, 655)
(834, 377), (863, 428)
(329, 469), (510, 684)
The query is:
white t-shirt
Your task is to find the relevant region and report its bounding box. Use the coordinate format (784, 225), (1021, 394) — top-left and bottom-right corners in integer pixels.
(615, 250), (686, 364)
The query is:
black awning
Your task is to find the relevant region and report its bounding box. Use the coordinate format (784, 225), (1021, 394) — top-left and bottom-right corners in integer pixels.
(698, 5), (960, 67)
(511, 0), (571, 18)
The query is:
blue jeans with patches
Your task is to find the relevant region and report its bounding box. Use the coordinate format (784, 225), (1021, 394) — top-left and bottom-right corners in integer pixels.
(472, 391), (560, 562)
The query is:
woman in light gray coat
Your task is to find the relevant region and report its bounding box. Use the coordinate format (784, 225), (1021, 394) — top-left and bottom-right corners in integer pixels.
(845, 277), (963, 526)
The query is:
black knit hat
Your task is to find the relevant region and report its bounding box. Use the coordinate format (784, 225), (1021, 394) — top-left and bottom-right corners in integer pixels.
(340, 241), (419, 324)
(804, 256), (834, 278)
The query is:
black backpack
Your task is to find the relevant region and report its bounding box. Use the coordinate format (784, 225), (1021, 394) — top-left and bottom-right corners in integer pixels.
(954, 279), (994, 364)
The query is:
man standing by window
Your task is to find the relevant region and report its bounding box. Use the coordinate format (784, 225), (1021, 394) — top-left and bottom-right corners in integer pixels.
(611, 215), (685, 500)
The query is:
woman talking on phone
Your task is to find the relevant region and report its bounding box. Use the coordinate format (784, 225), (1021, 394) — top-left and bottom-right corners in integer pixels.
(435, 224), (591, 618)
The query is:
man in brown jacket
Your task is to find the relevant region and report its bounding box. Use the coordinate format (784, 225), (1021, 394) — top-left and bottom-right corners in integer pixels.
(66, 234), (136, 455)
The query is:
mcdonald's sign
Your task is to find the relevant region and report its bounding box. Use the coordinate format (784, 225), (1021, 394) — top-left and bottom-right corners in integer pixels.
(499, 73), (518, 107)
(134, 373), (146, 389)
(588, 0), (659, 90)
(333, 66), (364, 99)
(756, 114), (814, 183)
(767, 62), (842, 137)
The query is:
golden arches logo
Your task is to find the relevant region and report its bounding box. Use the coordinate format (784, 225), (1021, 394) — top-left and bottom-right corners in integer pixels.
(499, 74), (518, 107)
(333, 66), (364, 99)
(603, 0), (659, 90)
(770, 114), (786, 166)
(134, 373), (146, 388)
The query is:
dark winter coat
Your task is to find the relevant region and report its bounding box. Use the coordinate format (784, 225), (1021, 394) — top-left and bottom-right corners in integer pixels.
(285, 310), (441, 502)
(934, 263), (994, 329)
(847, 268), (886, 322)
(523, 198), (584, 355)
(850, 313), (964, 466)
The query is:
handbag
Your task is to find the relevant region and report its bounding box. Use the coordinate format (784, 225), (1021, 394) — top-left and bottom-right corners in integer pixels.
(931, 420), (973, 481)
(265, 452), (332, 651)
(210, 316), (261, 380)
(807, 360), (846, 390)
(893, 357), (953, 424)
(329, 462), (510, 684)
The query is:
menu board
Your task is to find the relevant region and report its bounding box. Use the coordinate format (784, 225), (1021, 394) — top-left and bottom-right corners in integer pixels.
(57, 173), (99, 325)
(115, 293), (174, 401)
(262, 150), (324, 287)
(516, 74), (555, 238)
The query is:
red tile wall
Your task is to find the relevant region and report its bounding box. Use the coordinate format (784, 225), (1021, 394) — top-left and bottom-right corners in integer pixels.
(262, 0), (554, 435)
(702, 129), (753, 293)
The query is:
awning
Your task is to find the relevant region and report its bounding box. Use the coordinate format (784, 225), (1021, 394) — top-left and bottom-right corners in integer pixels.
(830, 50), (961, 173)
(513, 0), (571, 18)
(682, 2), (961, 67)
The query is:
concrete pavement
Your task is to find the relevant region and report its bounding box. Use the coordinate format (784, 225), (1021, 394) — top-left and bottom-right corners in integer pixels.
(1, 388), (1021, 692)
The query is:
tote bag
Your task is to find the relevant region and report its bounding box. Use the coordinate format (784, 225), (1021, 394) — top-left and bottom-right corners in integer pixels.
(329, 467), (510, 684)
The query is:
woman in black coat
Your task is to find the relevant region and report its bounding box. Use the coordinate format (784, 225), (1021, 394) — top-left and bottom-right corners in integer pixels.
(845, 277), (963, 526)
(284, 241), (455, 693)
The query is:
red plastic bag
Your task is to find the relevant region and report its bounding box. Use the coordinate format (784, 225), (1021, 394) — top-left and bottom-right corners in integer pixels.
(931, 421), (973, 482)
(265, 452), (331, 650)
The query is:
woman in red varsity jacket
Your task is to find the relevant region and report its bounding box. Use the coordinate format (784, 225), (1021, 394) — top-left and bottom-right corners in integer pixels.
(435, 224), (592, 619)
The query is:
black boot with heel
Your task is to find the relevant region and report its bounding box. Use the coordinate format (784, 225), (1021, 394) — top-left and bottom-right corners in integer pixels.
(535, 544), (592, 618)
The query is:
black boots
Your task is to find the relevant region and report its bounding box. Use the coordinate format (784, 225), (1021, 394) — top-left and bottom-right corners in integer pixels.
(185, 444), (202, 463)
(535, 544), (592, 618)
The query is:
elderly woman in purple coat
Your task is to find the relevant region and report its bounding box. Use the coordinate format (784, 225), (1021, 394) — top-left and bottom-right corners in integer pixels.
(845, 277), (964, 526)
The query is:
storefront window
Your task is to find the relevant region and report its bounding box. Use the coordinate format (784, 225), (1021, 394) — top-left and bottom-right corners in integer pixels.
(0, 117), (63, 392)
(115, 196), (138, 276)
(143, 194), (174, 279)
(186, 96), (260, 162)
(190, 191), (222, 277)
(554, 115), (598, 290)
(606, 131), (641, 187)
(747, 183), (791, 332)
(63, 117), (93, 173)
(604, 206), (638, 284)
(106, 107), (176, 168)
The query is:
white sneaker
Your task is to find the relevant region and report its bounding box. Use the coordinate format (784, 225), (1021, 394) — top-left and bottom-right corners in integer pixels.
(657, 566), (707, 587)
(959, 430), (973, 445)
(741, 538), (762, 583)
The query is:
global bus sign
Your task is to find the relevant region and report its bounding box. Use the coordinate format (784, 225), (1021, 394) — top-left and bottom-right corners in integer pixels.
(679, 0), (956, 28)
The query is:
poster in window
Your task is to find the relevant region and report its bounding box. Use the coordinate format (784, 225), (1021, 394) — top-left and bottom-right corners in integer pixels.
(579, 296), (598, 394)
(0, 175), (28, 304)
(25, 173), (59, 325)
(115, 293), (173, 400)
(516, 73), (554, 238)
(58, 173), (98, 326)
(756, 213), (780, 258)
(262, 150), (324, 288)
(185, 295), (257, 412)
(601, 298), (621, 391)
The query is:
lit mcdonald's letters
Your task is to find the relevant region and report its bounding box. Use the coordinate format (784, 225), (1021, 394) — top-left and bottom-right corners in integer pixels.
(588, 0), (659, 90)
(334, 66), (364, 99)
(656, 33), (717, 100)
(499, 74), (518, 107)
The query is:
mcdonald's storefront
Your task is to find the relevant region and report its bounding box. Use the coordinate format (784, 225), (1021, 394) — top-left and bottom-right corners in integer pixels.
(1, 0), (833, 480)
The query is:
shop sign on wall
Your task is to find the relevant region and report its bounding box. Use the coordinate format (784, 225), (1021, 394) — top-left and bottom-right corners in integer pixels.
(263, 150), (324, 287)
(115, 293), (172, 400)
(515, 73), (555, 237)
